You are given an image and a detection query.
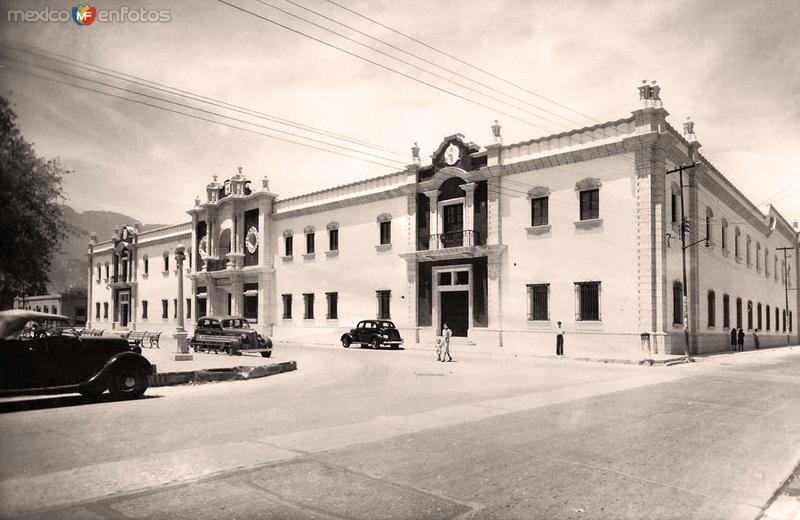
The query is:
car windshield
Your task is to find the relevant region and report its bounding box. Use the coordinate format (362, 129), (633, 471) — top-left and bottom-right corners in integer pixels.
(221, 319), (250, 329)
(378, 321), (396, 329)
(3, 318), (70, 340)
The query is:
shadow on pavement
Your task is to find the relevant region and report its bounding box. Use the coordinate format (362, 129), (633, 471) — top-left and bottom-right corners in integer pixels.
(0, 394), (162, 414)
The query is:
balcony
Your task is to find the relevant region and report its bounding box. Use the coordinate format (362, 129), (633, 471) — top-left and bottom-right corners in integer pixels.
(418, 230), (481, 251)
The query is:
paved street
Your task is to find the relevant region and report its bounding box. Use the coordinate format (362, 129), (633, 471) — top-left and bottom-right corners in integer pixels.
(1, 344), (799, 520)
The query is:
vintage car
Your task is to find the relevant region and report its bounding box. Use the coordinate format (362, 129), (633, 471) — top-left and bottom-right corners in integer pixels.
(190, 316), (273, 357)
(341, 320), (404, 349)
(0, 310), (153, 400)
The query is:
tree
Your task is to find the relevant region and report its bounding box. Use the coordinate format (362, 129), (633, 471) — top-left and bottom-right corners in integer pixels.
(0, 95), (71, 309)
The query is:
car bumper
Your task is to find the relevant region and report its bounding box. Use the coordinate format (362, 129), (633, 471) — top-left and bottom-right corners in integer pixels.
(381, 340), (403, 345)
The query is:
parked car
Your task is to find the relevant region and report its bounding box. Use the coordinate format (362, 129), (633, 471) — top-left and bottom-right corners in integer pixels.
(190, 316), (273, 357)
(341, 320), (403, 349)
(0, 310), (153, 400)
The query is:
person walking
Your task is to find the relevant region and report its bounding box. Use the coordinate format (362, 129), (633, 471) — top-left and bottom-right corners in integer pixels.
(441, 323), (453, 362)
(435, 338), (443, 362)
(730, 327), (737, 352)
(556, 321), (565, 357)
(737, 328), (745, 352)
(753, 329), (760, 349)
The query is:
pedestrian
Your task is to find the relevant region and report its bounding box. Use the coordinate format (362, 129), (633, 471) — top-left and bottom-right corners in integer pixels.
(556, 321), (565, 356)
(753, 329), (760, 349)
(435, 338), (443, 361)
(441, 323), (453, 362)
(737, 328), (745, 352)
(730, 327), (737, 352)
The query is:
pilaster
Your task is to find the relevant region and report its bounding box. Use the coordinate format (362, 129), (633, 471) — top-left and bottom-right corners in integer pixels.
(423, 189), (439, 237)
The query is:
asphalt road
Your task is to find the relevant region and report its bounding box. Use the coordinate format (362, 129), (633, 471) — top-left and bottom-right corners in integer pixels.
(1, 343), (798, 520)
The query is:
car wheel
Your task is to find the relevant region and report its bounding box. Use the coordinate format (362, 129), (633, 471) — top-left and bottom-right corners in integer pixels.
(224, 347), (232, 356)
(108, 366), (148, 400)
(370, 337), (380, 349)
(261, 351), (272, 358)
(342, 336), (351, 348)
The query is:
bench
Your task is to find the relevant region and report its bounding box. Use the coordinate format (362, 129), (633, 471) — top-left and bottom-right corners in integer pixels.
(127, 331), (149, 348)
(147, 331), (161, 349)
(83, 328), (104, 337)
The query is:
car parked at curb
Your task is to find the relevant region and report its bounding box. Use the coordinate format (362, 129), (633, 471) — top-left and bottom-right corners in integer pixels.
(341, 320), (403, 349)
(190, 316), (273, 357)
(0, 310), (153, 400)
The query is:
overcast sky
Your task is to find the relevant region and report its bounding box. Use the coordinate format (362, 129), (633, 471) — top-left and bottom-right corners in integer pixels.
(1, 0), (798, 228)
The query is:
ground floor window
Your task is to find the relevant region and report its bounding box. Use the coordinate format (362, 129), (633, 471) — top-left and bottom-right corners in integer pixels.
(672, 282), (682, 325)
(173, 299), (178, 319)
(186, 298), (192, 319)
(775, 307), (779, 332)
(576, 281), (600, 321)
(747, 300), (753, 330)
(303, 293), (314, 319)
(527, 284), (549, 321)
(243, 282), (258, 322)
(142, 300), (148, 319)
(707, 290), (715, 327)
(722, 294), (730, 328)
(736, 298), (742, 329)
(96, 302), (101, 319)
(103, 302), (109, 319)
(197, 297), (207, 319)
(282, 294), (292, 319)
(757, 303), (762, 330)
(766, 305), (771, 330)
(377, 290), (391, 319)
(161, 299), (168, 319)
(326, 292), (338, 319)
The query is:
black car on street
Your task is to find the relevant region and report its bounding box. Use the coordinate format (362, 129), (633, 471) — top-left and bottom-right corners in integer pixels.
(341, 320), (403, 349)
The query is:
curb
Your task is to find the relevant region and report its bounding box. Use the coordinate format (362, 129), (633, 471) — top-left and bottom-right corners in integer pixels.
(148, 361), (297, 387)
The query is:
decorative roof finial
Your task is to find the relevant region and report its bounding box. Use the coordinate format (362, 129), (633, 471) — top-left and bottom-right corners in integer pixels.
(650, 80), (662, 107)
(491, 119), (502, 144)
(237, 166), (243, 176)
(683, 116), (696, 141)
(262, 176), (270, 191)
(195, 195), (201, 206)
(411, 142), (420, 165)
(212, 174), (218, 183)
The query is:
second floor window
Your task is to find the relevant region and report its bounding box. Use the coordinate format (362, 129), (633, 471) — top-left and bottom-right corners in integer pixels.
(143, 256), (149, 275)
(285, 235), (293, 257)
(531, 197), (548, 226)
(579, 189), (599, 220)
(306, 233), (315, 255)
(162, 299), (168, 319)
(379, 221), (391, 245)
(329, 229), (339, 251)
(163, 253), (169, 272)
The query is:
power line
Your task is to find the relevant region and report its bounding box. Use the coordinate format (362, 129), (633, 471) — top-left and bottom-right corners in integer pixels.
(2, 42), (408, 158)
(322, 0), (600, 125)
(214, 0), (553, 132)
(2, 64), (406, 171)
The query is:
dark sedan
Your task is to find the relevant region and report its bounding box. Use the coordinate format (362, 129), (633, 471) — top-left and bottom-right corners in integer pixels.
(0, 310), (153, 400)
(341, 320), (403, 349)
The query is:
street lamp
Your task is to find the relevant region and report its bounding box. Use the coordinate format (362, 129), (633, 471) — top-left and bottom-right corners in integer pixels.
(174, 244), (193, 361)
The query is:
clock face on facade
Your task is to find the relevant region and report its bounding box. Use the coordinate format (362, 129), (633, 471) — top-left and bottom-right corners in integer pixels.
(444, 143), (460, 166)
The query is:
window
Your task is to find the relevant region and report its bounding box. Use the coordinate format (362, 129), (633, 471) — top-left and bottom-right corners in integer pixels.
(96, 265), (101, 282)
(766, 305), (771, 330)
(285, 235), (293, 257)
(377, 290), (391, 319)
(705, 207), (713, 243)
(173, 299), (178, 319)
(721, 220), (728, 251)
(783, 309), (787, 332)
(736, 298), (742, 328)
(142, 300), (148, 319)
(243, 282), (258, 321)
(143, 256), (149, 275)
(735, 227), (741, 259)
(776, 307), (780, 332)
(103, 302), (109, 319)
(707, 290), (715, 327)
(161, 299), (168, 319)
(790, 311), (793, 332)
(757, 303), (762, 330)
(326, 292), (338, 319)
(774, 257), (778, 280)
(579, 189), (599, 220)
(747, 300), (753, 330)
(163, 252), (169, 272)
(95, 302), (100, 319)
(306, 232), (315, 254)
(282, 294), (292, 319)
(303, 293), (314, 319)
(329, 228), (339, 251)
(673, 282), (683, 325)
(670, 190), (678, 224)
(531, 197), (549, 226)
(379, 221), (391, 245)
(756, 243), (761, 270)
(104, 263), (109, 280)
(188, 249), (192, 270)
(527, 284), (549, 321)
(746, 236), (752, 267)
(722, 294), (730, 328)
(186, 298), (192, 319)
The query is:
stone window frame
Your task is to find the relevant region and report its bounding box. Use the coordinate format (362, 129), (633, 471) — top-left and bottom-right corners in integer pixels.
(764, 248), (770, 278)
(142, 255), (149, 276)
(756, 242), (761, 272)
(326, 222), (340, 256)
(376, 213), (392, 251)
(746, 235), (752, 268)
(162, 251), (170, 274)
(527, 187), (551, 235)
(304, 225), (316, 259)
(720, 219), (728, 256)
(574, 178), (602, 229)
(734, 227), (741, 263)
(282, 229), (294, 261)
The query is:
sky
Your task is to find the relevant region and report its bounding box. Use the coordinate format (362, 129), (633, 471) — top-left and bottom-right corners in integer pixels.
(1, 0), (798, 228)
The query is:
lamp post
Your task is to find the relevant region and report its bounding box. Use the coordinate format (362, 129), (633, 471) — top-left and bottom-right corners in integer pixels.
(174, 244), (193, 361)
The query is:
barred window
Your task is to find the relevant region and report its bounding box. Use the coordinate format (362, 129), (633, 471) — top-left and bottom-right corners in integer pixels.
(776, 307), (780, 331)
(282, 294), (292, 319)
(576, 281), (600, 321)
(303, 293), (314, 319)
(579, 189), (599, 220)
(707, 290), (715, 327)
(722, 294), (730, 328)
(326, 292), (338, 320)
(527, 284), (549, 321)
(531, 197), (549, 226)
(783, 309), (787, 332)
(673, 282), (683, 325)
(377, 290), (391, 319)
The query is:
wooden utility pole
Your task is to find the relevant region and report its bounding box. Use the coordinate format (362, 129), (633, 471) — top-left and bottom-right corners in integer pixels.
(777, 246), (793, 344)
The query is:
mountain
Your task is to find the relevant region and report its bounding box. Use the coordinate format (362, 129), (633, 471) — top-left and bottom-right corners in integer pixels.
(47, 206), (167, 293)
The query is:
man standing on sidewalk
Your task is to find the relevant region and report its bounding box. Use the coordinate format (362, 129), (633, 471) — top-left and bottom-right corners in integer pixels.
(556, 321), (565, 357)
(730, 328), (737, 352)
(441, 323), (453, 362)
(737, 328), (745, 352)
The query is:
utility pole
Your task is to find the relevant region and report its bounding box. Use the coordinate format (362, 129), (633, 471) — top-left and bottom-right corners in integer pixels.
(777, 246), (793, 344)
(666, 163), (700, 362)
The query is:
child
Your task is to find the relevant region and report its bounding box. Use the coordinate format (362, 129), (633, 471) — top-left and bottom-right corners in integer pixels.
(435, 338), (443, 362)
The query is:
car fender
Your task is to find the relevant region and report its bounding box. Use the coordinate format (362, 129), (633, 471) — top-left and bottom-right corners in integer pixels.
(82, 352), (152, 392)
(340, 333), (353, 342)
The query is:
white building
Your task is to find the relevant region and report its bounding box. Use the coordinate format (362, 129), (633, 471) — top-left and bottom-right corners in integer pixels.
(87, 84), (800, 356)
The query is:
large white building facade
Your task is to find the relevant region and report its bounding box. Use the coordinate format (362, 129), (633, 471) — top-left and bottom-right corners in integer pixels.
(87, 86), (800, 357)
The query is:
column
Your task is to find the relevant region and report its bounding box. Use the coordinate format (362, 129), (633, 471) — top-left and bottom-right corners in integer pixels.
(423, 189), (439, 248)
(487, 170), (502, 245)
(207, 278), (217, 315)
(231, 275), (243, 316)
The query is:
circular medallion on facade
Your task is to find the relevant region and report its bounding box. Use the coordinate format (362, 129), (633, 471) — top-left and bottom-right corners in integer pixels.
(198, 235), (209, 259)
(246, 227), (259, 254)
(444, 143), (460, 165)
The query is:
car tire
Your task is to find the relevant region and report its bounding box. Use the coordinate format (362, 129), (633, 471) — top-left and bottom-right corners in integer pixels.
(108, 365), (148, 400)
(342, 336), (351, 348)
(370, 337), (380, 349)
(261, 351), (272, 358)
